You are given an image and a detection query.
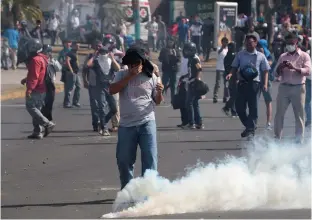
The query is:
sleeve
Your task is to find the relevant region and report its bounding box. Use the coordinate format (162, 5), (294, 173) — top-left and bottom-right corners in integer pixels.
(26, 58), (41, 93)
(300, 53), (312, 76)
(231, 53), (240, 68)
(260, 55), (271, 72)
(151, 74), (159, 101)
(112, 70), (125, 83)
(274, 55), (284, 77)
(158, 48), (165, 62)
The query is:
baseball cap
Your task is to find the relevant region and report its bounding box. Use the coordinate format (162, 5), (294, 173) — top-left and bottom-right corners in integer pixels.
(246, 33), (259, 41)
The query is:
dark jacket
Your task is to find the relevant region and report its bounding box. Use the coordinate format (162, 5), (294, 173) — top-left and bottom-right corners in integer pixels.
(158, 47), (181, 72)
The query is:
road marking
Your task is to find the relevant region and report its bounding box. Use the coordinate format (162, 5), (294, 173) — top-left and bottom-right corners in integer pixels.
(101, 187), (120, 191)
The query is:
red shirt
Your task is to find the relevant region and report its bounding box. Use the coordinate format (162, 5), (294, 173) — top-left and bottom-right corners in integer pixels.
(26, 53), (48, 94)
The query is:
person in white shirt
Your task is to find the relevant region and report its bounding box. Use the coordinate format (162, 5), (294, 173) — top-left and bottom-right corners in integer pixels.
(145, 16), (158, 52)
(47, 13), (60, 46)
(189, 15), (202, 54)
(213, 37), (229, 103)
(71, 10), (80, 30)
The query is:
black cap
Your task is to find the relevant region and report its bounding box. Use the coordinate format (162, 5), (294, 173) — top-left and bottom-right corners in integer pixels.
(122, 46), (146, 65)
(246, 33), (259, 41)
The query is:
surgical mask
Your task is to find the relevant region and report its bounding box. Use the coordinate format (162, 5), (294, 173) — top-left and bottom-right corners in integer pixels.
(285, 44), (296, 52)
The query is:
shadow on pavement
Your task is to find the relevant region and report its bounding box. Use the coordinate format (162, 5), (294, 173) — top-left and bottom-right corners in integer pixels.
(1, 199), (114, 208)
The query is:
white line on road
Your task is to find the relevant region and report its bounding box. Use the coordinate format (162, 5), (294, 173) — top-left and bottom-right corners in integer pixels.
(101, 187), (119, 191)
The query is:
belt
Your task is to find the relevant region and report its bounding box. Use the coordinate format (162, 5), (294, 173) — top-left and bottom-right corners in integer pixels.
(281, 83), (305, 86)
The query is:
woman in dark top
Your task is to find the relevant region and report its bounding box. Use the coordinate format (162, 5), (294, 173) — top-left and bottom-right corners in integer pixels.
(222, 42), (237, 117)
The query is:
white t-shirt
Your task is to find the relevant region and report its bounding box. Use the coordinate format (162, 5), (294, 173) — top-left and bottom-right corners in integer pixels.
(48, 18), (59, 31)
(71, 16), (80, 28)
(190, 24), (202, 36)
(216, 47), (228, 71)
(147, 21), (158, 37)
(178, 57), (189, 79)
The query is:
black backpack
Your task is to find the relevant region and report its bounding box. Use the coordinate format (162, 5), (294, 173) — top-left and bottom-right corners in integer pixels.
(39, 54), (56, 87)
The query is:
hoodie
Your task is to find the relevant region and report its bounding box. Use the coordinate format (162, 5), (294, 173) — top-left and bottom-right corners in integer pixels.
(26, 53), (48, 94)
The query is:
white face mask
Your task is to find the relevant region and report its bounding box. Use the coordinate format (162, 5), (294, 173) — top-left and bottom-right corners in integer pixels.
(286, 44), (296, 52)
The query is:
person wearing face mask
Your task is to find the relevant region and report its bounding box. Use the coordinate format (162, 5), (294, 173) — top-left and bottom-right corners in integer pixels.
(86, 39), (120, 136)
(274, 33), (312, 144)
(158, 37), (181, 102)
(82, 40), (102, 131)
(226, 33), (270, 139)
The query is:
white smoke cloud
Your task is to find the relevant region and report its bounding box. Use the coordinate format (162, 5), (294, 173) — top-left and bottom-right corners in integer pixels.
(102, 137), (311, 218)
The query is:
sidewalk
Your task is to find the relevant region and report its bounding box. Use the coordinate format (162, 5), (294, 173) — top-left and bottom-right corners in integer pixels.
(1, 68), (63, 101)
(51, 46), (217, 67)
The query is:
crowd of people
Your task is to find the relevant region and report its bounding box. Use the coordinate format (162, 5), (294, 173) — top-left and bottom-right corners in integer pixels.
(2, 8), (312, 190)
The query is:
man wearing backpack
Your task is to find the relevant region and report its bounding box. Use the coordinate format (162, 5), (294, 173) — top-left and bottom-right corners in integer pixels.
(20, 39), (55, 139)
(86, 40), (120, 136)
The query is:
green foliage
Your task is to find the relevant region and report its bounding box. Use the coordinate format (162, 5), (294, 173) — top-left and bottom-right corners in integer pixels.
(1, 0), (42, 25)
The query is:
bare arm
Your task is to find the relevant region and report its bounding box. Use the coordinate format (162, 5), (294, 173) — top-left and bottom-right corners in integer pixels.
(66, 56), (74, 73)
(109, 73), (135, 95)
(110, 55), (120, 72)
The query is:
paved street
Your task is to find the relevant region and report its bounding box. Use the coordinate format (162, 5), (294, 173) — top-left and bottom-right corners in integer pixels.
(1, 65), (311, 219)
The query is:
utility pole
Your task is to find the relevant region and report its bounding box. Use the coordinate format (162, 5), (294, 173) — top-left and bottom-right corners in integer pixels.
(169, 0), (174, 25)
(132, 0), (140, 40)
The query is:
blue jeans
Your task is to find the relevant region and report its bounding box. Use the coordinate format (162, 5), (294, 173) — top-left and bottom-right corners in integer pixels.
(95, 83), (117, 130)
(305, 79), (311, 124)
(88, 86), (99, 128)
(64, 72), (81, 106)
(186, 86), (202, 125)
(116, 120), (158, 189)
(236, 81), (261, 131)
(26, 91), (51, 135)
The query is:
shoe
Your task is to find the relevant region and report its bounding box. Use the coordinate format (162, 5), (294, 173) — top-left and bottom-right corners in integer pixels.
(177, 124), (187, 128)
(73, 103), (81, 107)
(241, 129), (254, 138)
(213, 98), (218, 103)
(181, 124), (195, 129)
(99, 129), (111, 136)
(231, 113), (238, 118)
(93, 127), (99, 132)
(63, 104), (72, 108)
(27, 133), (43, 139)
(44, 123), (55, 137)
(196, 124), (204, 129)
(222, 107), (230, 116)
(305, 121), (311, 128)
(109, 127), (118, 132)
(266, 123), (272, 130)
(223, 97), (227, 103)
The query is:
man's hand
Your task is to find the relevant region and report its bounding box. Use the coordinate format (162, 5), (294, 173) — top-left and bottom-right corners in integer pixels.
(128, 65), (142, 77)
(156, 82), (164, 92)
(83, 80), (89, 89)
(226, 73), (232, 80)
(263, 84), (268, 92)
(21, 78), (27, 85)
(26, 91), (31, 98)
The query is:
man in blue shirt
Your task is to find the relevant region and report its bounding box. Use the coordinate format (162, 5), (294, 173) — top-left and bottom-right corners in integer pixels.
(226, 33), (270, 138)
(3, 23), (19, 70)
(177, 18), (189, 49)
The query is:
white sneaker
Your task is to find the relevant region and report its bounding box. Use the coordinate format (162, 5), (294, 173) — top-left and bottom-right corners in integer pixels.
(266, 123), (272, 130)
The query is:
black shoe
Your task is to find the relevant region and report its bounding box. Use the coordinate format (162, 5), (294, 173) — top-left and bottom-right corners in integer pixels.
(196, 124), (204, 129)
(223, 97), (227, 103)
(305, 121), (311, 127)
(93, 127), (99, 132)
(241, 129), (254, 138)
(44, 123), (55, 137)
(222, 107), (230, 116)
(73, 103), (81, 107)
(177, 124), (188, 128)
(213, 98), (218, 103)
(27, 133), (43, 139)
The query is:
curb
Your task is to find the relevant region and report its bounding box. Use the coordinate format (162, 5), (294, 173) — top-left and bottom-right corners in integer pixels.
(1, 84), (64, 101)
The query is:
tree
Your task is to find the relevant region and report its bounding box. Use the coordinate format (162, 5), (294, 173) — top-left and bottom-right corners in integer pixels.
(95, 0), (125, 33)
(1, 0), (43, 28)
